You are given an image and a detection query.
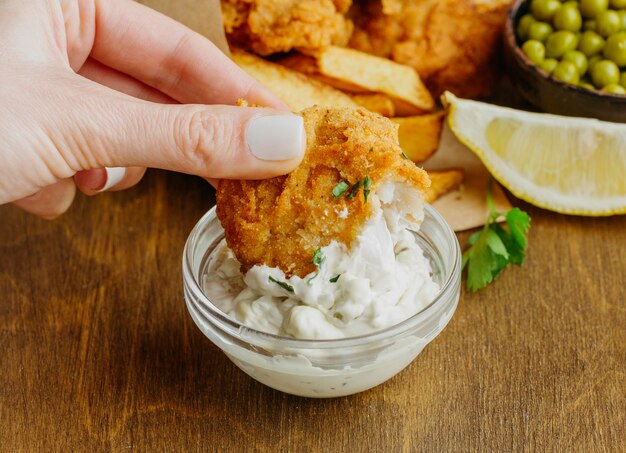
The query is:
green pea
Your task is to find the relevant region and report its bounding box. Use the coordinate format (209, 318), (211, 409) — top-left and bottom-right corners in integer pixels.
(546, 30), (579, 58)
(553, 60), (581, 83)
(522, 40), (547, 64)
(588, 54), (604, 71)
(531, 0), (563, 21)
(602, 82), (626, 93)
(592, 59), (621, 86)
(579, 81), (597, 90)
(528, 21), (554, 42)
(584, 20), (597, 31)
(554, 4), (583, 31)
(609, 0), (626, 8)
(517, 14), (536, 40)
(578, 30), (606, 56)
(621, 72), (626, 87)
(596, 10), (621, 36)
(580, 0), (609, 19)
(563, 50), (590, 74)
(618, 11), (626, 30)
(539, 58), (559, 73)
(603, 32), (626, 66)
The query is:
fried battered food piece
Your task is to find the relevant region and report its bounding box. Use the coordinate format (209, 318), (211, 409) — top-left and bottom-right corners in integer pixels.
(349, 0), (512, 98)
(221, 0), (353, 55)
(216, 106), (430, 277)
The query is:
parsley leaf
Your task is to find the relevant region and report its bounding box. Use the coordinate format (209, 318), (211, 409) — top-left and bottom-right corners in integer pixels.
(462, 177), (531, 292)
(329, 274), (341, 283)
(268, 276), (294, 293)
(332, 181), (350, 198)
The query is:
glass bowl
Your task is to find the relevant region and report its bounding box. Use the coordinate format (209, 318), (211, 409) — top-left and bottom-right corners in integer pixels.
(183, 204), (461, 398)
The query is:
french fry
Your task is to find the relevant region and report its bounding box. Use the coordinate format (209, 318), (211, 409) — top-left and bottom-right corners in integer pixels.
(349, 93), (395, 116)
(231, 48), (359, 111)
(281, 47), (435, 114)
(392, 112), (445, 163)
(424, 169), (465, 203)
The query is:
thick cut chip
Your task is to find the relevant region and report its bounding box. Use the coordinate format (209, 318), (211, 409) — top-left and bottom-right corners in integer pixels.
(424, 169), (464, 203)
(280, 47), (435, 114)
(392, 112), (445, 163)
(349, 93), (395, 116)
(231, 48), (358, 111)
(216, 106), (431, 277)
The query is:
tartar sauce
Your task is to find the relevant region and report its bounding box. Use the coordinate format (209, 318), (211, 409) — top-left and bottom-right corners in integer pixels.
(204, 181), (439, 340)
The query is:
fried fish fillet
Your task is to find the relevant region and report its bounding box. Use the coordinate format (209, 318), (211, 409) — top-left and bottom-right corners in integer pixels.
(216, 106), (430, 277)
(349, 0), (512, 98)
(221, 0), (354, 55)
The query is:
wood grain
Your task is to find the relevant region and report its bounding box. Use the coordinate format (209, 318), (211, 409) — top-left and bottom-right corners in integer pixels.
(1, 170), (625, 452)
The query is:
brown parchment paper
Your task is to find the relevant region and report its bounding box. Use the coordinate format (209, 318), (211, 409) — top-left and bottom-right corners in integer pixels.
(136, 0), (229, 54)
(424, 125), (511, 231)
(135, 0), (510, 232)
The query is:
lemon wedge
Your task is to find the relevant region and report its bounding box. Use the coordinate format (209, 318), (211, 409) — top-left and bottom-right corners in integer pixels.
(443, 92), (626, 216)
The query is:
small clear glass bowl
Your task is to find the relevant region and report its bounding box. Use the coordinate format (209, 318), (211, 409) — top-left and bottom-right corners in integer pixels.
(183, 204), (461, 398)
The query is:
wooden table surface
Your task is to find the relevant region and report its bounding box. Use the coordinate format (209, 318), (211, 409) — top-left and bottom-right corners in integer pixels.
(1, 170), (624, 452)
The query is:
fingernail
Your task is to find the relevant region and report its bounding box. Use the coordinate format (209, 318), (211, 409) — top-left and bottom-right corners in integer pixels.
(246, 115), (306, 161)
(98, 167), (126, 192)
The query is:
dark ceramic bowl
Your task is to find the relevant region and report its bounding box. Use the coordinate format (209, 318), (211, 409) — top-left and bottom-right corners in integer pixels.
(504, 0), (626, 122)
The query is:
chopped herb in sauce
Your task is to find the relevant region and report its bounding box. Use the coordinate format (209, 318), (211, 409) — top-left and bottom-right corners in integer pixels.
(401, 151), (410, 160)
(308, 248), (325, 284)
(332, 181), (350, 198)
(329, 274), (341, 283)
(268, 276), (294, 293)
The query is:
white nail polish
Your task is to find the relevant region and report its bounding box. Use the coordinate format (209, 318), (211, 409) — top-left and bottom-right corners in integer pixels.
(98, 167), (126, 192)
(246, 115), (306, 161)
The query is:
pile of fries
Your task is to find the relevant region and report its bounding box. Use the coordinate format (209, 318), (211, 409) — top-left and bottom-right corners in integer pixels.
(231, 45), (464, 203)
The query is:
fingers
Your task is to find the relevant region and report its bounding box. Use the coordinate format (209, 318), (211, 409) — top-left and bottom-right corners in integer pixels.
(91, 0), (287, 108)
(68, 87), (306, 179)
(74, 166), (146, 195)
(11, 179), (76, 219)
(78, 58), (176, 104)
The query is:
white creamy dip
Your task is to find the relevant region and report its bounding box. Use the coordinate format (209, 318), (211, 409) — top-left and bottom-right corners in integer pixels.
(203, 181), (440, 340)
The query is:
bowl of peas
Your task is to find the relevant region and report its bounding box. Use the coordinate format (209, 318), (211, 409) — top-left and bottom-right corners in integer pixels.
(504, 0), (626, 122)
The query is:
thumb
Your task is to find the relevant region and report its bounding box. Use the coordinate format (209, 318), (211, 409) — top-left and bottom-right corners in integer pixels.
(73, 95), (306, 180)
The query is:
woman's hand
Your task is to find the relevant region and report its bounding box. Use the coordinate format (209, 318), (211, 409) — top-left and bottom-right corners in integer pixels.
(0, 0), (305, 218)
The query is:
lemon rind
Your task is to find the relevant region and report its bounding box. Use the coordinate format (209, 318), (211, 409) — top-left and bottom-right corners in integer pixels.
(444, 94), (626, 217)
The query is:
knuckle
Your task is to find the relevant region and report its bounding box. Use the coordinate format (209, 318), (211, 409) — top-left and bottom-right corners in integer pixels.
(173, 108), (238, 175)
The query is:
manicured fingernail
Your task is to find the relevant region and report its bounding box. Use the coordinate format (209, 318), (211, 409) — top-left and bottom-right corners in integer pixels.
(246, 115), (306, 161)
(98, 167), (126, 192)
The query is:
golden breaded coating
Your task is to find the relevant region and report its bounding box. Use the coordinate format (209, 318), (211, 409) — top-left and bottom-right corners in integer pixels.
(349, 0), (512, 98)
(221, 0), (353, 55)
(216, 106), (430, 277)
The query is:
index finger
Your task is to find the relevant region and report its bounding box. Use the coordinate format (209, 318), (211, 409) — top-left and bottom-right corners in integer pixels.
(90, 0), (288, 109)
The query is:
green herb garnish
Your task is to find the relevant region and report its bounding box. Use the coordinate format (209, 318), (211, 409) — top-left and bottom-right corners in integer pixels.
(308, 248), (325, 284)
(346, 179), (364, 199)
(462, 177), (531, 292)
(332, 181), (350, 198)
(268, 276), (294, 293)
(363, 176), (372, 203)
(401, 151), (410, 160)
(334, 177), (373, 202)
(369, 147), (373, 152)
(329, 274), (341, 283)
